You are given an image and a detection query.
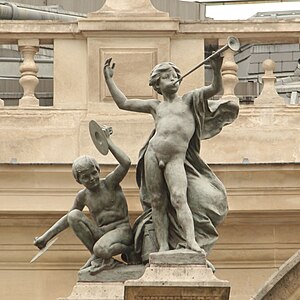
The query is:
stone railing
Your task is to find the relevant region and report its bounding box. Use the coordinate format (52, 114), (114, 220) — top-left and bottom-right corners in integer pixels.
(0, 16), (298, 109)
(0, 8), (299, 164)
(0, 21), (80, 109)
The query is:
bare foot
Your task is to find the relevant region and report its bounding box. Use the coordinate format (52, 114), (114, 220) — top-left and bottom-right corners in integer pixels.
(159, 243), (169, 252)
(80, 254), (98, 270)
(89, 258), (119, 275)
(187, 240), (206, 255)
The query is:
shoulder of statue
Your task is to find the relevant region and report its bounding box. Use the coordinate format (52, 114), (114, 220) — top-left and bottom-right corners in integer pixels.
(77, 188), (87, 198)
(101, 177), (112, 189)
(183, 89), (203, 104)
(74, 189), (87, 205)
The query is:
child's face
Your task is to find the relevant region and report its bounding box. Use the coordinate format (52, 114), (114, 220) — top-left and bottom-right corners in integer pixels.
(158, 69), (179, 95)
(78, 165), (100, 190)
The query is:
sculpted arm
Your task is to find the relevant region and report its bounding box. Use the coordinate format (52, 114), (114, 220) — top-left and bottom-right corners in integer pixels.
(103, 126), (131, 188)
(34, 193), (85, 249)
(202, 54), (223, 100)
(104, 58), (158, 114)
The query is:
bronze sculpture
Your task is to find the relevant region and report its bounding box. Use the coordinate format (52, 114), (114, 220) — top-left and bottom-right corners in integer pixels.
(104, 51), (239, 264)
(33, 123), (134, 275)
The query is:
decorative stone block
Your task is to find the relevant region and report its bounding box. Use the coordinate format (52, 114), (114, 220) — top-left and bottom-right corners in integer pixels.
(100, 49), (157, 101)
(89, 0), (168, 18)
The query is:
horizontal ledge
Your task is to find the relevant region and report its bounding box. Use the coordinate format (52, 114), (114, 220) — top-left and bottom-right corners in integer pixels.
(0, 210), (299, 227)
(0, 162), (300, 167)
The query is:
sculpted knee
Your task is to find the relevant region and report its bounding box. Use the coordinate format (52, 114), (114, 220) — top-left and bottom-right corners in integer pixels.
(67, 209), (83, 226)
(170, 191), (186, 210)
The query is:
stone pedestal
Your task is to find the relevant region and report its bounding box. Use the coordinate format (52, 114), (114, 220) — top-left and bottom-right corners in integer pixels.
(58, 282), (125, 300)
(59, 264), (146, 300)
(89, 0), (168, 18)
(58, 250), (230, 300)
(125, 250), (230, 300)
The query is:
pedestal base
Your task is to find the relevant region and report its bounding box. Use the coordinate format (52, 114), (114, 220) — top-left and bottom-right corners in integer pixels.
(125, 250), (230, 300)
(59, 250), (230, 300)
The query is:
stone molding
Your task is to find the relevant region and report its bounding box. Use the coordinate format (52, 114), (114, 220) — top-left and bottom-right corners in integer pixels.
(0, 163), (300, 213)
(251, 250), (300, 300)
(0, 163), (299, 274)
(0, 20), (299, 43)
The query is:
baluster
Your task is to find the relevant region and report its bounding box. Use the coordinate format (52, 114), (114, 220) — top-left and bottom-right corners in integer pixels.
(254, 59), (285, 106)
(18, 39), (39, 107)
(220, 42), (239, 104)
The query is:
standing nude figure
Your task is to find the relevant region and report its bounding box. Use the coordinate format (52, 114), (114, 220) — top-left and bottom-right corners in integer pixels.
(34, 126), (133, 274)
(104, 56), (228, 254)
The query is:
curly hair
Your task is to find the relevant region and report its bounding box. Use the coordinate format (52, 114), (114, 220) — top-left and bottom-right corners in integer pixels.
(72, 155), (100, 183)
(149, 62), (181, 95)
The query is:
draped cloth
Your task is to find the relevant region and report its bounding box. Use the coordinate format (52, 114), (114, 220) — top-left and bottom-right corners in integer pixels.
(132, 89), (239, 262)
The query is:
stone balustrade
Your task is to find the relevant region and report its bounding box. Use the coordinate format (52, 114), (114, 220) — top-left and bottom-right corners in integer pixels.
(0, 18), (297, 109)
(0, 17), (298, 164)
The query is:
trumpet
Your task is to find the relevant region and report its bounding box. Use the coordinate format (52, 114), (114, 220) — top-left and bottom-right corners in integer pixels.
(173, 36), (240, 85)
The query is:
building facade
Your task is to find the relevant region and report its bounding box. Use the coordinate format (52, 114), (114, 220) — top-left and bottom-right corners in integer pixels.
(0, 1), (299, 300)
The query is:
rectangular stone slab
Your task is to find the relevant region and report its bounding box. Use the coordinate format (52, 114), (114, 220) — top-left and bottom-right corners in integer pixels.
(125, 286), (230, 300)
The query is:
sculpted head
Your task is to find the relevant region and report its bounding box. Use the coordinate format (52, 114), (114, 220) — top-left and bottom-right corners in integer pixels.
(149, 62), (181, 95)
(72, 155), (100, 188)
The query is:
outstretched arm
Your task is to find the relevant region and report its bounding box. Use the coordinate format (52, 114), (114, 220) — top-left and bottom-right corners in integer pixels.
(103, 126), (131, 188)
(33, 195), (85, 249)
(104, 58), (158, 114)
(202, 54), (223, 100)
(34, 215), (69, 249)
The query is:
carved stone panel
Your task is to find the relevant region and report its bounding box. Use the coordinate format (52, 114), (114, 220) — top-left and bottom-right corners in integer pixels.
(125, 286), (230, 300)
(100, 48), (157, 101)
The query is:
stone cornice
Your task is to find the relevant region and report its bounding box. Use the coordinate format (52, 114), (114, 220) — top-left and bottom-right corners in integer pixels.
(77, 18), (179, 37)
(179, 19), (300, 43)
(0, 18), (299, 43)
(0, 163), (299, 214)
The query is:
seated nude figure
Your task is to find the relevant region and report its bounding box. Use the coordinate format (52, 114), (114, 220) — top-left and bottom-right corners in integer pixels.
(34, 126), (133, 274)
(103, 56), (225, 254)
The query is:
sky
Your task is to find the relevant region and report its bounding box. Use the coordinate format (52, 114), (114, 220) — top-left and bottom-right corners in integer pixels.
(181, 0), (300, 20)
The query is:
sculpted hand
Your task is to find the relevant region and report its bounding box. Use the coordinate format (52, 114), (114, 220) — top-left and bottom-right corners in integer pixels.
(34, 236), (47, 250)
(209, 53), (223, 71)
(104, 58), (115, 80)
(102, 125), (113, 138)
